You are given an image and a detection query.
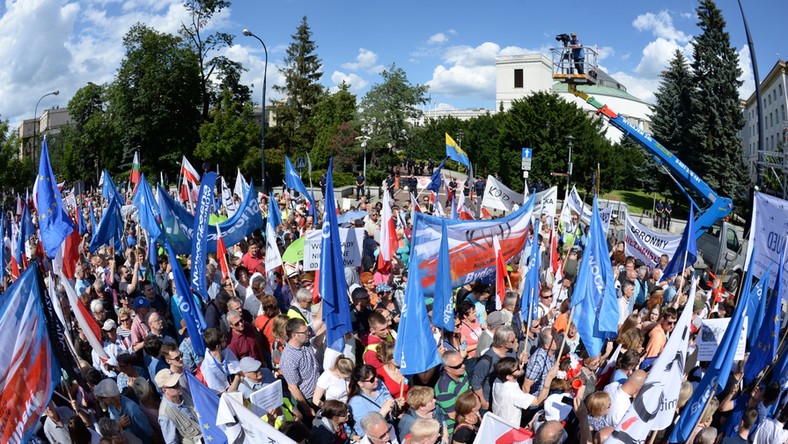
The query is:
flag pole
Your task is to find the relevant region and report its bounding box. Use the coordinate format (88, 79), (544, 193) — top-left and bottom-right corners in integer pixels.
(557, 307), (575, 358)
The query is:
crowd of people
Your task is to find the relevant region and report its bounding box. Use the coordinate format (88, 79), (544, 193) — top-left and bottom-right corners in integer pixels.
(3, 165), (786, 444)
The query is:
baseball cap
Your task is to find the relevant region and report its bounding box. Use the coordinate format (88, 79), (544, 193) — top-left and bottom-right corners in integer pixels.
(487, 311), (507, 328)
(93, 379), (120, 398)
(102, 319), (117, 331)
(155, 369), (181, 389)
(239, 357), (263, 373)
(133, 296), (151, 309)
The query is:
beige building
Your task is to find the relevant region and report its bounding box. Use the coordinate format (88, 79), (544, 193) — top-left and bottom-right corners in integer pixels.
(18, 107), (72, 159)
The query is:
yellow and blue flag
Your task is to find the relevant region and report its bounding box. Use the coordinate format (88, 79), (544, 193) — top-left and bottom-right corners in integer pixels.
(446, 133), (470, 171)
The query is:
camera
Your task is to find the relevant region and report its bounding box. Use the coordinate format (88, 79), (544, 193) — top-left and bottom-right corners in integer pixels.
(555, 33), (571, 45)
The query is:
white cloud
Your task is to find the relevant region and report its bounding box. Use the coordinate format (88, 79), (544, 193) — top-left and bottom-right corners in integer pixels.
(428, 33), (448, 45)
(607, 71), (661, 103)
(634, 37), (691, 78)
(330, 71), (368, 93)
(738, 45), (755, 99)
(632, 11), (690, 43)
(341, 48), (381, 71)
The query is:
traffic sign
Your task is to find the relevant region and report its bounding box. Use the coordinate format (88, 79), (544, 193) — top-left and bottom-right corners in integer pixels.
(521, 147), (533, 171)
(295, 157), (306, 170)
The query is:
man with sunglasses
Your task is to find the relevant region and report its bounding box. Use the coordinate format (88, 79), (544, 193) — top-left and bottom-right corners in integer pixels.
(435, 350), (470, 437)
(642, 307), (678, 370)
(155, 369), (202, 444)
(280, 318), (320, 420)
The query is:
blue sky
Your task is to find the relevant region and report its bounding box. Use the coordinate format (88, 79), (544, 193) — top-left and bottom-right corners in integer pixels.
(0, 0), (785, 128)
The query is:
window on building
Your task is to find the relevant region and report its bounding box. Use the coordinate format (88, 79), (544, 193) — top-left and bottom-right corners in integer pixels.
(514, 69), (523, 88)
(779, 84), (783, 96)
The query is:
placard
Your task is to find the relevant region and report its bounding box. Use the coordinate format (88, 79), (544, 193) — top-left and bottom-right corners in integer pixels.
(249, 379), (283, 416)
(303, 228), (365, 271)
(696, 318), (747, 362)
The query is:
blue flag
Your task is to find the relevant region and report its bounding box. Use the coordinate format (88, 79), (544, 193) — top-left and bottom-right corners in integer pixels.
(0, 210), (4, 283)
(743, 248), (783, 385)
(89, 195), (123, 254)
(285, 156), (315, 210)
(76, 205), (87, 236)
(320, 159), (353, 352)
(743, 246), (760, 347)
(670, 271), (751, 442)
(101, 170), (123, 204)
(88, 201), (98, 234)
(165, 241), (207, 356)
(20, 202), (35, 241)
(570, 198), (619, 357)
(184, 372), (227, 443)
(660, 205), (696, 283)
(520, 220), (541, 326)
(445, 133), (471, 171)
(35, 138), (76, 259)
(190, 172), (217, 302)
(268, 194), (282, 230)
(395, 225), (442, 375)
(132, 174), (163, 240)
(747, 261), (774, 349)
(426, 158), (447, 193)
(432, 222), (454, 331)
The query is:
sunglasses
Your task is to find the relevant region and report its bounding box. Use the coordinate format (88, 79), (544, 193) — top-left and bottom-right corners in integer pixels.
(447, 362), (465, 369)
(362, 376), (377, 383)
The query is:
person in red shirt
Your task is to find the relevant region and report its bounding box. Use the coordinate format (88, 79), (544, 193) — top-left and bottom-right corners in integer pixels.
(363, 312), (395, 370)
(226, 309), (264, 362)
(241, 243), (264, 275)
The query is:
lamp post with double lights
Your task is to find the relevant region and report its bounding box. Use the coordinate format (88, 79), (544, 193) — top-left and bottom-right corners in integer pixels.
(34, 90), (59, 168)
(242, 28), (269, 194)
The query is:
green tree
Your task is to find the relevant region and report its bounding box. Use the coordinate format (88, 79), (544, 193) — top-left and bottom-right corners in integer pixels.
(195, 90), (260, 173)
(498, 92), (615, 193)
(359, 63), (428, 168)
(180, 0), (249, 119)
(109, 24), (202, 177)
(61, 82), (122, 183)
(309, 83), (359, 170)
(0, 119), (35, 195)
(270, 16), (324, 156)
(690, 0), (750, 208)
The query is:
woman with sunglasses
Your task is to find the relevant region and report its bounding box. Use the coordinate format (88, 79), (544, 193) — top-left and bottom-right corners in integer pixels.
(347, 364), (404, 439)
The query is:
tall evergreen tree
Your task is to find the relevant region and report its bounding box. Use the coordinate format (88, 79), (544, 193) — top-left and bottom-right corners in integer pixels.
(690, 0), (750, 207)
(651, 50), (695, 164)
(270, 16), (324, 156)
(309, 82), (359, 171)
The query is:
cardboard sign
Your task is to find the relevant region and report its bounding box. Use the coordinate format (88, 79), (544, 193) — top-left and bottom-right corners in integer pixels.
(696, 318), (747, 362)
(303, 228), (365, 271)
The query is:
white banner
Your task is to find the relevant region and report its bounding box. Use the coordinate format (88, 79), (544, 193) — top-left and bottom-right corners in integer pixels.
(217, 393), (296, 444)
(624, 213), (682, 268)
(482, 175), (524, 212)
(303, 228), (365, 271)
(696, 318), (747, 362)
(608, 281), (696, 443)
(533, 186), (558, 219)
(412, 195), (533, 295)
(747, 193), (788, 295)
(561, 185), (592, 224)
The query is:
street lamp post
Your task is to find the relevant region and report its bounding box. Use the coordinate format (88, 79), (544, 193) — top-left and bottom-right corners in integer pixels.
(356, 135), (370, 179)
(33, 90), (59, 168)
(565, 135), (575, 192)
(242, 29), (269, 194)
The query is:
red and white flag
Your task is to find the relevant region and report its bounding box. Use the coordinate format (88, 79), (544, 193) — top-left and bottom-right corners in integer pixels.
(377, 190), (399, 273)
(130, 151), (141, 187)
(493, 234), (507, 310)
(475, 412), (532, 444)
(58, 270), (109, 361)
(480, 207), (492, 219)
(180, 156), (201, 185)
(216, 225), (230, 280)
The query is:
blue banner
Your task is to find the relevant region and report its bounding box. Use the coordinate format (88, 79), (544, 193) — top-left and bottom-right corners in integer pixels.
(190, 172), (217, 302)
(165, 241), (207, 356)
(285, 156), (315, 210)
(88, 201), (98, 234)
(101, 169), (123, 204)
(157, 180), (264, 255)
(432, 222), (454, 331)
(520, 220), (541, 325)
(76, 205), (87, 236)
(89, 195), (123, 254)
(319, 159), (353, 352)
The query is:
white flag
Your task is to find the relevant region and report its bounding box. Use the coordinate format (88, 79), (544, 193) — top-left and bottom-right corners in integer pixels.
(265, 220), (282, 272)
(216, 392), (296, 444)
(234, 168), (248, 200)
(481, 175), (524, 212)
(221, 176), (238, 216)
(606, 278), (697, 443)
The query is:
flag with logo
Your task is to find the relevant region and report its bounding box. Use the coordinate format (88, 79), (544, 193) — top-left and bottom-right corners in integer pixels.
(320, 159), (353, 352)
(216, 392), (296, 443)
(743, 244), (783, 385)
(660, 205), (696, 283)
(268, 194), (283, 230)
(190, 172), (217, 302)
(608, 279), (696, 443)
(132, 173), (163, 241)
(101, 170), (124, 205)
(285, 156), (315, 211)
(166, 240), (207, 356)
(185, 372), (228, 444)
(0, 266), (60, 443)
(36, 138), (76, 258)
(446, 133), (471, 171)
(432, 222), (454, 332)
(570, 198), (619, 357)
(395, 217), (442, 375)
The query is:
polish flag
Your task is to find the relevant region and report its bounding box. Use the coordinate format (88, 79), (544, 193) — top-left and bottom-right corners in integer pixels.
(59, 271), (109, 361)
(493, 234), (507, 310)
(480, 207), (492, 219)
(377, 190), (399, 273)
(456, 191), (474, 220)
(475, 412), (532, 444)
(181, 156), (201, 185)
(216, 225), (230, 280)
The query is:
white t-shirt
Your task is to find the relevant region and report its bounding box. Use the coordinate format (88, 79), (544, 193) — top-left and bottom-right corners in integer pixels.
(602, 385), (631, 428)
(316, 370), (350, 403)
(492, 379), (536, 425)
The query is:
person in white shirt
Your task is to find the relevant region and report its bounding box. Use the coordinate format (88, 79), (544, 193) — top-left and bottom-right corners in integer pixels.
(752, 404), (788, 444)
(602, 369), (646, 428)
(492, 357), (557, 425)
(198, 327), (242, 394)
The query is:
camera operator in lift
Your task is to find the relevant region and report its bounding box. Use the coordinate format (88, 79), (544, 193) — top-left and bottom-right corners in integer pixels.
(555, 33), (571, 74)
(569, 33), (584, 75)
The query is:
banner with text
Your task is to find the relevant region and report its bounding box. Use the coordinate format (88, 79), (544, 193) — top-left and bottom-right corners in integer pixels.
(303, 228), (365, 271)
(625, 212), (682, 268)
(481, 175), (523, 212)
(747, 193), (788, 296)
(533, 186), (558, 219)
(412, 194), (534, 295)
